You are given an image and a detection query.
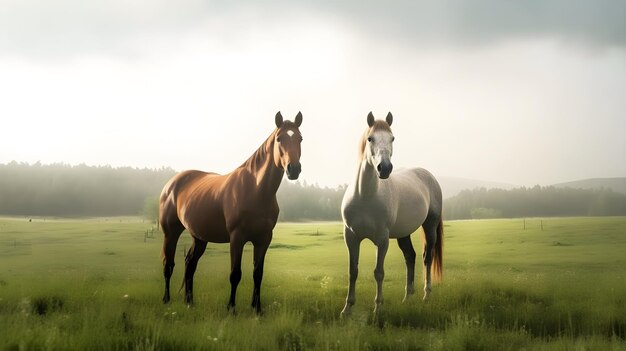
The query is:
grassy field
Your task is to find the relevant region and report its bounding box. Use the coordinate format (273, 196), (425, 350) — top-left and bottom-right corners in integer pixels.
(0, 216), (625, 350)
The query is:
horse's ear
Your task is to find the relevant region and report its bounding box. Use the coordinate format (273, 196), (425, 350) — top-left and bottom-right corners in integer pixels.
(386, 112), (393, 126)
(367, 112), (375, 127)
(294, 111), (302, 127)
(275, 111), (283, 128)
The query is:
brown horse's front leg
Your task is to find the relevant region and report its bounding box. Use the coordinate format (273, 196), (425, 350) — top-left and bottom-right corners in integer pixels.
(227, 237), (245, 312)
(251, 243), (269, 314)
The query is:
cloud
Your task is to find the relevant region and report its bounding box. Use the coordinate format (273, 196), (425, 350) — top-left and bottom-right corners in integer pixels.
(0, 0), (212, 59)
(304, 0), (626, 49)
(1, 0), (624, 59)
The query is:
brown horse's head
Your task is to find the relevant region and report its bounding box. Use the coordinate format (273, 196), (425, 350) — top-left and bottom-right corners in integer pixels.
(274, 111), (303, 180)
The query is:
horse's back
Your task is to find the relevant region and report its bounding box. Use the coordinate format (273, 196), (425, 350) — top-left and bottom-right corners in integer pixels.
(412, 167), (442, 214)
(160, 170), (229, 242)
(160, 170), (220, 208)
(388, 167), (442, 237)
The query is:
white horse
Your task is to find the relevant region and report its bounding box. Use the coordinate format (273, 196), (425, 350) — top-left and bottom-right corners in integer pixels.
(340, 112), (444, 316)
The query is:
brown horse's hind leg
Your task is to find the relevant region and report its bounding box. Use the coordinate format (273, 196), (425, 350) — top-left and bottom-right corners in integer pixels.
(161, 218), (184, 304)
(397, 235), (416, 302)
(183, 237), (207, 306)
(251, 243), (269, 314)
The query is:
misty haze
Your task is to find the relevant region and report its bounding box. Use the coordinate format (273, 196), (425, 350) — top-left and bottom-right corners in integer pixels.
(1, 1), (625, 350)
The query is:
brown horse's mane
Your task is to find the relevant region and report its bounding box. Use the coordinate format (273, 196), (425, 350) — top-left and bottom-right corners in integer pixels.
(239, 128), (279, 173)
(239, 121), (301, 174)
(358, 120), (392, 161)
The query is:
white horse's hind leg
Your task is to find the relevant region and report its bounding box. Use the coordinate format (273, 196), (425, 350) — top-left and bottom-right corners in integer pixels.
(423, 266), (432, 300)
(373, 236), (389, 314)
(341, 227), (361, 317)
(397, 235), (416, 302)
(422, 223), (437, 300)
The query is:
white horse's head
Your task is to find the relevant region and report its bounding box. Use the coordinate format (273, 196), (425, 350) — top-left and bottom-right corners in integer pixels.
(361, 111), (394, 179)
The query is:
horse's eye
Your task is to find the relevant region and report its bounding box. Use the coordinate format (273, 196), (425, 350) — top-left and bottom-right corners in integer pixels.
(367, 136), (373, 142)
(276, 137), (281, 143)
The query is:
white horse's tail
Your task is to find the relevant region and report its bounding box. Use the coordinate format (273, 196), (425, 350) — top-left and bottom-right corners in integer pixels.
(432, 218), (444, 281)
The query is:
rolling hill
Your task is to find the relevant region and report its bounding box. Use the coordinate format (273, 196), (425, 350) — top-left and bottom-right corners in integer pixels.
(437, 176), (517, 199)
(552, 177), (626, 195)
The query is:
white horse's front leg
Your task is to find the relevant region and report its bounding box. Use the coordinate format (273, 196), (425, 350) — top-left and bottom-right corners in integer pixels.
(397, 235), (416, 302)
(373, 236), (389, 314)
(341, 227), (361, 318)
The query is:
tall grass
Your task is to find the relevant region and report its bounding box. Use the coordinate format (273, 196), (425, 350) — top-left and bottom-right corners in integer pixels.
(0, 217), (624, 350)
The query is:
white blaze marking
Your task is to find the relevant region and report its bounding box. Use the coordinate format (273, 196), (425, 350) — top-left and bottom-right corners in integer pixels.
(287, 130), (295, 137)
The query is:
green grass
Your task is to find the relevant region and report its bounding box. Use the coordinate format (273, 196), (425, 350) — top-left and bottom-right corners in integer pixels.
(0, 216), (625, 350)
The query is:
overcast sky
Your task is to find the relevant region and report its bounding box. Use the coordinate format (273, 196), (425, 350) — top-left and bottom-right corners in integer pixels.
(1, 0), (625, 187)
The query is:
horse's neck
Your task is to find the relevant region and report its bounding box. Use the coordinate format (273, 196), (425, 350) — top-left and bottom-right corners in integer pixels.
(353, 160), (379, 199)
(240, 134), (283, 197)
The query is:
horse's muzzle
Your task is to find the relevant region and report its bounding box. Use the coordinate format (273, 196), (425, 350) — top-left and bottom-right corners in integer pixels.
(286, 162), (301, 180)
(377, 161), (393, 179)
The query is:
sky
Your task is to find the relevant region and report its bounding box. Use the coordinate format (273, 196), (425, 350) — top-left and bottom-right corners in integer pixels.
(1, 0), (625, 187)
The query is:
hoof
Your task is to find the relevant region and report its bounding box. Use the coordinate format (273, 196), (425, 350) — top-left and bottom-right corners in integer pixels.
(402, 290), (415, 303)
(227, 304), (236, 314)
(423, 284), (432, 301)
(162, 296), (170, 304)
(251, 297), (261, 315)
(340, 306), (352, 319)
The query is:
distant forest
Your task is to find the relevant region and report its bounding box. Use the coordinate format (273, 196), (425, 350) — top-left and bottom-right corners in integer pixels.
(0, 162), (175, 217)
(0, 162), (345, 221)
(444, 186), (626, 220)
(276, 181), (345, 221)
(1, 162), (625, 221)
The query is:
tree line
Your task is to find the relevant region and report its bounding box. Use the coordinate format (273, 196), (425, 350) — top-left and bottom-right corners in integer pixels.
(0, 162), (346, 221)
(276, 181), (346, 221)
(443, 186), (626, 220)
(1, 162), (625, 221)
(0, 162), (175, 217)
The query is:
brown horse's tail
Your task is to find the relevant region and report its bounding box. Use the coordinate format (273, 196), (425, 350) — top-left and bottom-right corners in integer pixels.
(432, 217), (444, 281)
(158, 189), (169, 263)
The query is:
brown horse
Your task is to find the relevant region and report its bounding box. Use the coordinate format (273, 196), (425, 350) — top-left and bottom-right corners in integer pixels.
(159, 112), (303, 314)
